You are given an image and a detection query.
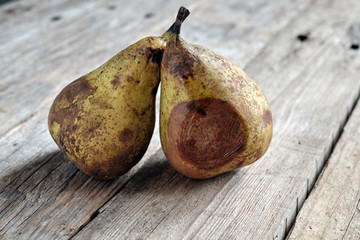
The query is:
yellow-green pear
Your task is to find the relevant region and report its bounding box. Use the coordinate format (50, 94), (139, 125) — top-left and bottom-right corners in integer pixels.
(160, 7), (273, 179)
(48, 34), (166, 179)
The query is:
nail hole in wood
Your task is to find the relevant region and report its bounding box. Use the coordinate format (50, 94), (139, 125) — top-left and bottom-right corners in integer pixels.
(350, 43), (359, 50)
(297, 34), (308, 42)
(144, 12), (154, 18)
(51, 16), (61, 22)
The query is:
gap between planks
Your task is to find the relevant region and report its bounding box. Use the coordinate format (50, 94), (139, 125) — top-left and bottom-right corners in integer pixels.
(287, 97), (360, 239)
(285, 94), (360, 239)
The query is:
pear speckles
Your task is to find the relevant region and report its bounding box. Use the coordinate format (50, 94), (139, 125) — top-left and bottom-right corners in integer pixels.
(48, 36), (165, 179)
(262, 109), (273, 127)
(118, 128), (134, 143)
(110, 76), (121, 89)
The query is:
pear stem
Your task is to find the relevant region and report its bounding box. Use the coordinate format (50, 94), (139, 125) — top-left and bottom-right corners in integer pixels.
(167, 6), (190, 35)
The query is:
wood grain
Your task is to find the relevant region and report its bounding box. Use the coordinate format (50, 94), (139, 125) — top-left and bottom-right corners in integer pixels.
(287, 99), (360, 240)
(0, 0), (320, 239)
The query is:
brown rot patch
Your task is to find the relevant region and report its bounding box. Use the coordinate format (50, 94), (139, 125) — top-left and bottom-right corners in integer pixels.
(167, 98), (248, 170)
(163, 40), (197, 81)
(111, 75), (120, 88)
(146, 47), (164, 64)
(262, 109), (272, 127)
(48, 76), (96, 136)
(171, 61), (195, 83)
(118, 128), (133, 143)
(48, 99), (83, 158)
(62, 76), (97, 104)
(49, 106), (67, 128)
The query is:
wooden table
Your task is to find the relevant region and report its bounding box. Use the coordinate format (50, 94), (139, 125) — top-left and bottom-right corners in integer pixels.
(1, 0), (359, 239)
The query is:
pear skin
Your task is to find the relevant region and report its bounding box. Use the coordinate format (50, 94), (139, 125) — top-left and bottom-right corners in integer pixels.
(160, 13), (273, 179)
(48, 36), (165, 179)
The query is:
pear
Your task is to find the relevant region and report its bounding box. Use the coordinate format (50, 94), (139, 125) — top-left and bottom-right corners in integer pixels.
(160, 7), (273, 179)
(48, 34), (166, 179)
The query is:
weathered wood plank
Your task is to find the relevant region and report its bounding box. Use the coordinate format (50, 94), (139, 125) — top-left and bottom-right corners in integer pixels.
(72, 0), (360, 239)
(287, 99), (360, 239)
(0, 0), (316, 239)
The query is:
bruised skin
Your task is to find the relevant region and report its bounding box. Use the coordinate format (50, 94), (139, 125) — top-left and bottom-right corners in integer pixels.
(48, 36), (164, 179)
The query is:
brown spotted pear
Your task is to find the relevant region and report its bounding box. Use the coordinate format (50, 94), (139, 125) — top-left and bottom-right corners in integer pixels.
(48, 33), (167, 179)
(160, 7), (273, 179)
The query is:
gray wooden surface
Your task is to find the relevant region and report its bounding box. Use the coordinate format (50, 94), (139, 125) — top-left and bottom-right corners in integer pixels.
(288, 94), (360, 240)
(0, 0), (359, 239)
